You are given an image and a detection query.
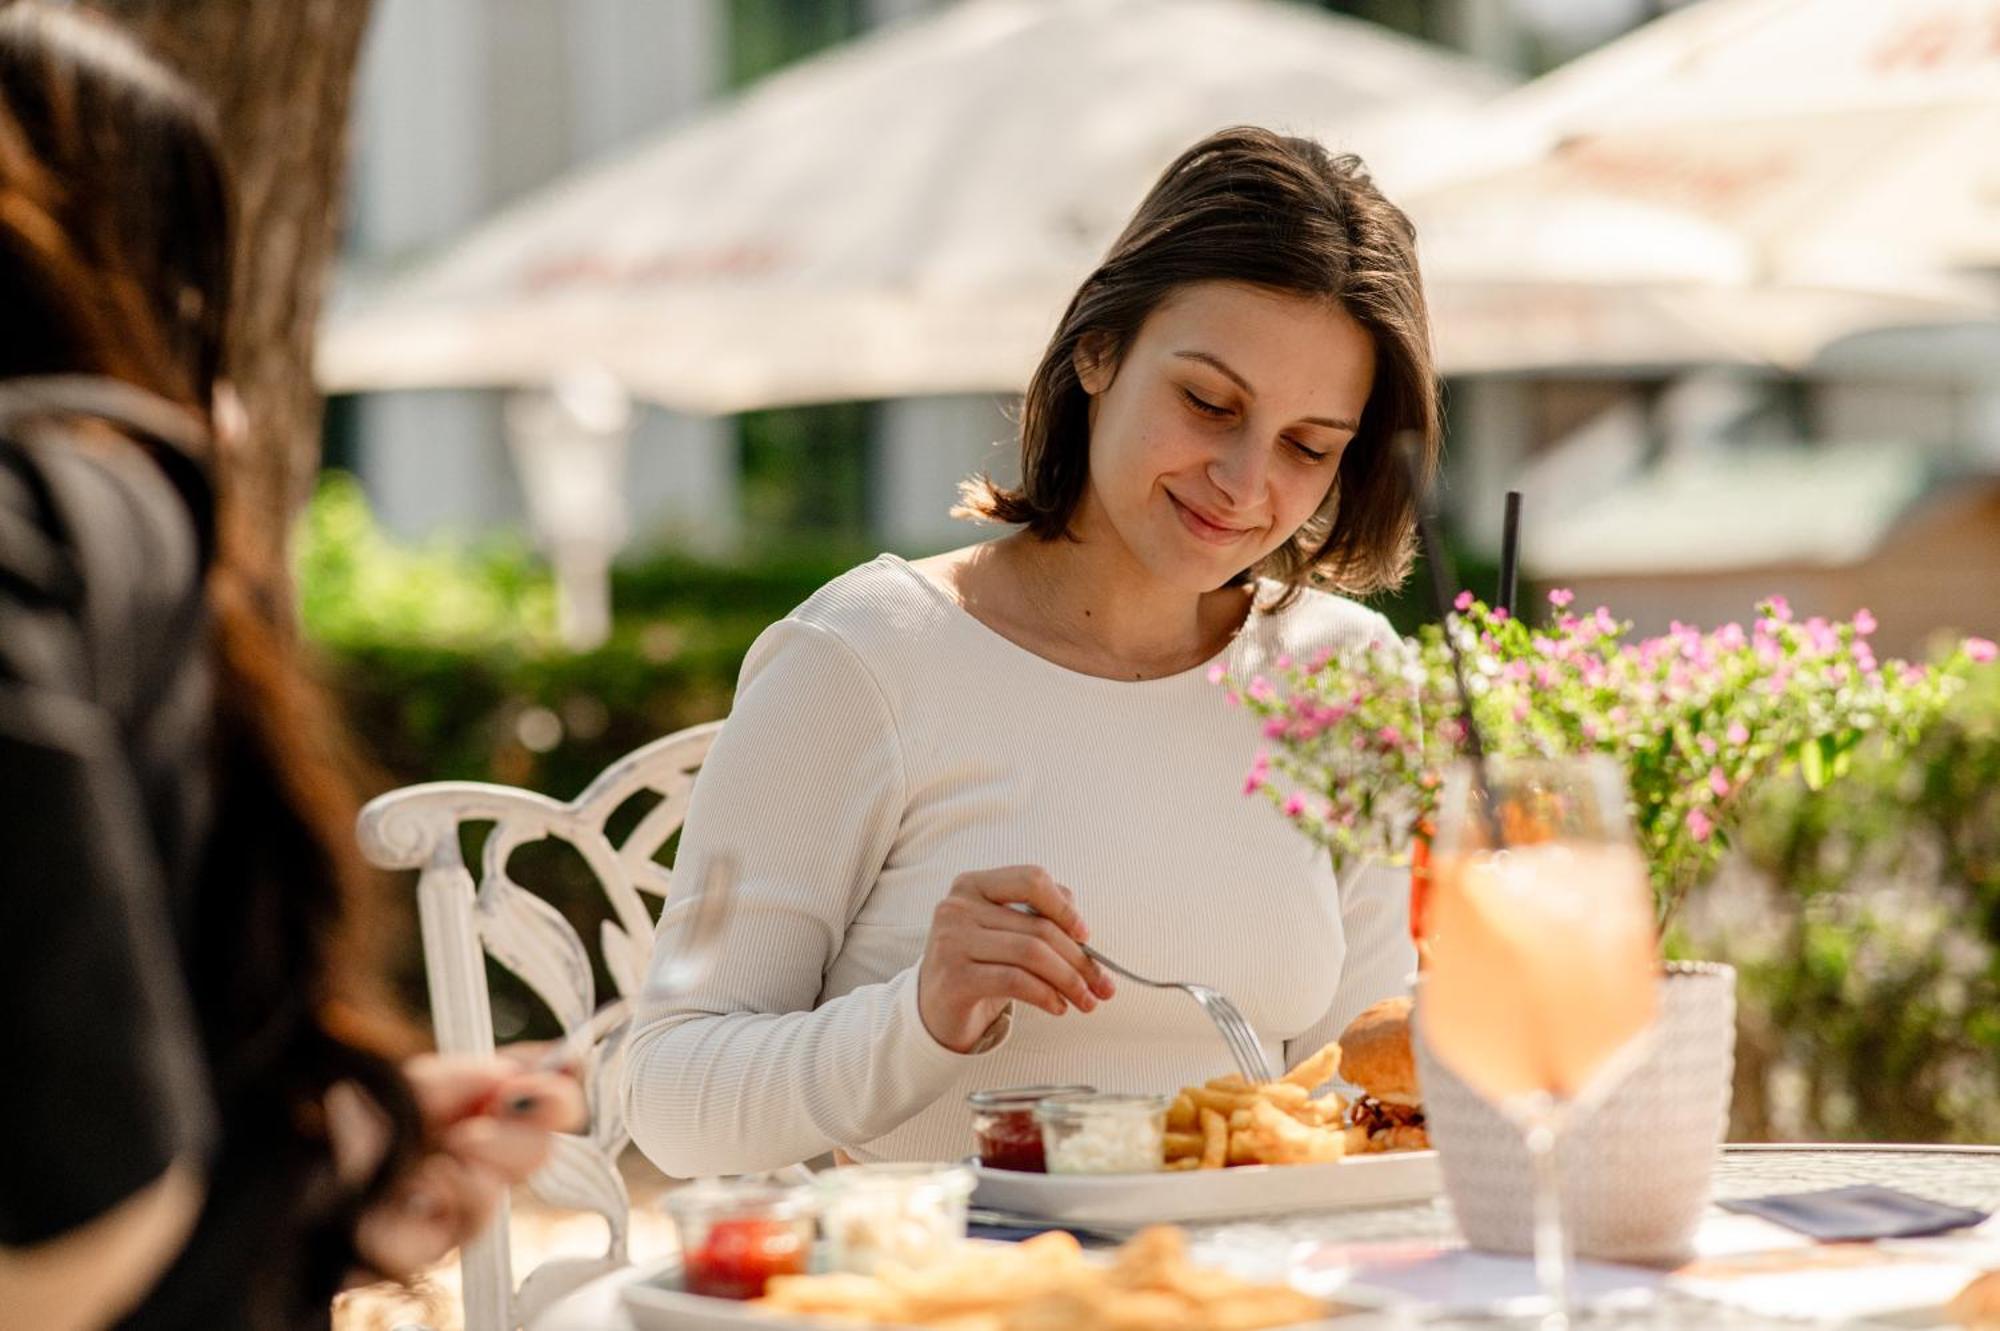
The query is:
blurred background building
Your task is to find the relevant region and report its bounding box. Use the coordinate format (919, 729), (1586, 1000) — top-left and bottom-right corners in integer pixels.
(324, 0), (2000, 655)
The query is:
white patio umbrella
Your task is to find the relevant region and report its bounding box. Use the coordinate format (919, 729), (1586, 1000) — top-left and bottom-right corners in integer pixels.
(1405, 0), (2000, 373)
(317, 0), (1509, 412)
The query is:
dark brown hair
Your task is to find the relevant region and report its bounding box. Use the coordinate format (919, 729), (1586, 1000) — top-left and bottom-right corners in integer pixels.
(0, 0), (419, 1267)
(959, 126), (1441, 601)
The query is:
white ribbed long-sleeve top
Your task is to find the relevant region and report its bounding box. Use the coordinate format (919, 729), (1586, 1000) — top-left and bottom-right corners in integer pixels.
(623, 554), (1415, 1178)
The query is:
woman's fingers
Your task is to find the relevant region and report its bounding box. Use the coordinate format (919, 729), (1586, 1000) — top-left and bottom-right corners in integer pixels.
(967, 929), (1099, 1012)
(486, 1070), (587, 1133)
(977, 900), (1117, 1001)
(956, 866), (1088, 943)
(441, 1114), (557, 1184)
(402, 1056), (586, 1133)
(967, 962), (1067, 1018)
(357, 1151), (504, 1277)
(920, 865), (1115, 1051)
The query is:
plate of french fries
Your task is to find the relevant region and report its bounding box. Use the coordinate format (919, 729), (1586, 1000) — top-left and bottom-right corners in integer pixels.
(972, 1042), (1439, 1225)
(622, 1226), (1343, 1331)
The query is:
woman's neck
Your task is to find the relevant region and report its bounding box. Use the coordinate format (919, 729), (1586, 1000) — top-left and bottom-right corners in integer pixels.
(943, 531), (1251, 682)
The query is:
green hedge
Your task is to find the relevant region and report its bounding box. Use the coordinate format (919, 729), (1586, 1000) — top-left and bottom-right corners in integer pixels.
(1702, 663), (2000, 1142)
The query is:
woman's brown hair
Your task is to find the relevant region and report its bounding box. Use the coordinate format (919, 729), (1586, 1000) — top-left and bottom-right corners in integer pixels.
(0, 0), (419, 1260)
(959, 125), (1441, 602)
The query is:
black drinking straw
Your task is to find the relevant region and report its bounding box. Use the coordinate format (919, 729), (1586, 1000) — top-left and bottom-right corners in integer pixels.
(1497, 490), (1523, 616)
(1397, 433), (1508, 850)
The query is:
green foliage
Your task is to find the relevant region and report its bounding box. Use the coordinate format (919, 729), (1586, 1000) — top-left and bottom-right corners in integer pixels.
(298, 473), (557, 651)
(1691, 663), (2000, 1142)
(297, 473), (862, 799)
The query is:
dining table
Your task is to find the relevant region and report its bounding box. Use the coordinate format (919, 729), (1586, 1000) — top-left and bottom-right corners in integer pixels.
(532, 1143), (2000, 1330)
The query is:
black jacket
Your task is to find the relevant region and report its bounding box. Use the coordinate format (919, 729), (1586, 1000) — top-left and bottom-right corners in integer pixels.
(0, 380), (355, 1330)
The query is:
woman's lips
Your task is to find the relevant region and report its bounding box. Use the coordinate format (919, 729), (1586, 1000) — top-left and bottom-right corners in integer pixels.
(1169, 492), (1253, 545)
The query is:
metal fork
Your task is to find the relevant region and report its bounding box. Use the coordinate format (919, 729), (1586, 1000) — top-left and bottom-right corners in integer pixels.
(533, 851), (737, 1072)
(1079, 940), (1278, 1084)
(1013, 903), (1276, 1083)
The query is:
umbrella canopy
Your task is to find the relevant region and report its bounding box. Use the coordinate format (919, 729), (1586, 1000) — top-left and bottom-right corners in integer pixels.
(317, 0), (1508, 412)
(1408, 0), (2000, 372)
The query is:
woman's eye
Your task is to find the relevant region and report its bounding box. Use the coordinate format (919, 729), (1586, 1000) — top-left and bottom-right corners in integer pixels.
(1287, 437), (1332, 463)
(1181, 388), (1230, 418)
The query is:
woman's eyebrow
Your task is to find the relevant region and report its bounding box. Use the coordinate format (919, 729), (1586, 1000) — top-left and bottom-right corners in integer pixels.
(1173, 349), (1359, 431)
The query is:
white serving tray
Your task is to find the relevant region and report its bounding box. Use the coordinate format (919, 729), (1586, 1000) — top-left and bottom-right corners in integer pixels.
(971, 1151), (1442, 1226)
(618, 1255), (1351, 1331)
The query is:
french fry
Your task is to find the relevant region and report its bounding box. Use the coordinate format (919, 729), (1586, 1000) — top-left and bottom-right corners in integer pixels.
(1256, 1082), (1310, 1109)
(1204, 1073), (1250, 1092)
(1198, 1107), (1229, 1170)
(1295, 1093), (1347, 1127)
(1243, 1098), (1345, 1165)
(1163, 1156), (1202, 1171)
(1282, 1040), (1340, 1090)
(1187, 1085), (1258, 1118)
(1165, 1091), (1198, 1133)
(755, 1225), (1327, 1329)
(1163, 1130), (1204, 1159)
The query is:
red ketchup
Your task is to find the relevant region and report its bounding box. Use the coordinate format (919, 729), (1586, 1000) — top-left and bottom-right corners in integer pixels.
(682, 1217), (809, 1300)
(666, 1181), (815, 1301)
(968, 1085), (1094, 1173)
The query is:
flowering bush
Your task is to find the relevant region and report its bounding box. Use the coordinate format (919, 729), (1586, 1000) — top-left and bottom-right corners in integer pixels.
(1230, 589), (1996, 922)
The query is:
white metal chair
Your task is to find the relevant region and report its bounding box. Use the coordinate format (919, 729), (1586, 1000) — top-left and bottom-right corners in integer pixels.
(357, 720), (723, 1331)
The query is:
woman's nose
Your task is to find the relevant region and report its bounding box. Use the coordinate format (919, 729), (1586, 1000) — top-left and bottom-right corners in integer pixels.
(1206, 440), (1266, 507)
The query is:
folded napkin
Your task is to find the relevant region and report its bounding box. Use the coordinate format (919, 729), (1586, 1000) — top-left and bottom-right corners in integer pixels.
(1719, 1185), (1988, 1242)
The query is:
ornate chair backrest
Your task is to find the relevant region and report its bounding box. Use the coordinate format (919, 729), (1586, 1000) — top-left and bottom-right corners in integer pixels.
(356, 720), (723, 1331)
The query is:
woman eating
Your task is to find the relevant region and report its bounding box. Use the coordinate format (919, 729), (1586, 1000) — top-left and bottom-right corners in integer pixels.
(624, 126), (1436, 1176)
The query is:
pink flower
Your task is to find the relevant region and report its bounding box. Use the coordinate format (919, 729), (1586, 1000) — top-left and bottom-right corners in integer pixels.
(1282, 792), (1309, 818)
(1853, 608), (1877, 636)
(1767, 594), (1793, 622)
(1377, 726), (1404, 747)
(1686, 808), (1715, 843)
(1247, 676), (1276, 704)
(1262, 717), (1289, 739)
(1549, 588), (1575, 609)
(1275, 654), (1293, 670)
(1492, 607), (1511, 621)
(1968, 637), (1998, 664)
(1709, 768), (1730, 799)
(1697, 735), (1717, 756)
(1727, 722), (1750, 745)
(1454, 590), (1475, 612)
(1206, 663), (1227, 685)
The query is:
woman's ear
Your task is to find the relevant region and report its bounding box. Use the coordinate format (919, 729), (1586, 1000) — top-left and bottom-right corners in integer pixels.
(1071, 332), (1117, 396)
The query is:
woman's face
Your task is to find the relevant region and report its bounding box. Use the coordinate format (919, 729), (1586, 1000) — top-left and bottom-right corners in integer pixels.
(1074, 281), (1376, 594)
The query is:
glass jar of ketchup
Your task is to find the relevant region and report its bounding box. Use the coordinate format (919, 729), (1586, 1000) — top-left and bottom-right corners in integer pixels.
(968, 1085), (1094, 1172)
(665, 1181), (815, 1300)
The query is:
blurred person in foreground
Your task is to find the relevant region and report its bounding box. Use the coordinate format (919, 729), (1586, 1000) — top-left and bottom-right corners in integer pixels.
(625, 125), (1434, 1175)
(0, 7), (581, 1329)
